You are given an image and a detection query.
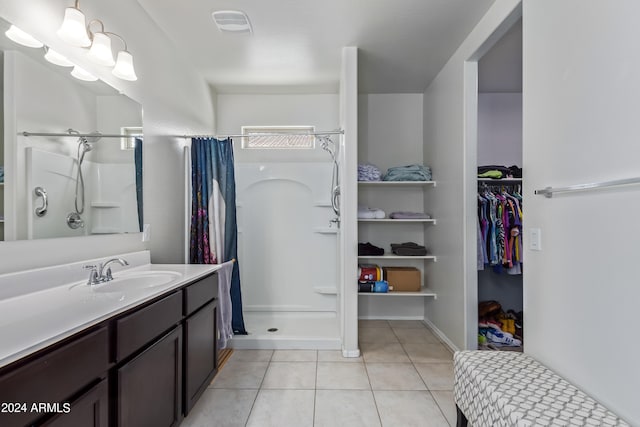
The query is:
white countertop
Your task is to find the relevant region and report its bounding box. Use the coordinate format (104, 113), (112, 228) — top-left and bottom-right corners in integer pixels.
(0, 251), (221, 369)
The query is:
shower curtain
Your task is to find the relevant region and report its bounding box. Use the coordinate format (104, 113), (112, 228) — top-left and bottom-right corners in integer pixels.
(190, 137), (247, 335)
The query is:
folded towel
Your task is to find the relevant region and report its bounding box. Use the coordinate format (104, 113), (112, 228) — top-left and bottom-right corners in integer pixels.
(358, 206), (385, 219)
(383, 164), (432, 181)
(389, 211), (431, 219)
(358, 163), (383, 181)
(0, 166), (4, 183)
(391, 242), (428, 256)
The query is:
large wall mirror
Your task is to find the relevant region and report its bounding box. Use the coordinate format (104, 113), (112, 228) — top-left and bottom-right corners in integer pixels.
(0, 17), (143, 241)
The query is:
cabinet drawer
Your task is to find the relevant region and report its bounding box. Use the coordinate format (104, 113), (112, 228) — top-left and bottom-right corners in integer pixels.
(0, 327), (108, 427)
(116, 291), (182, 361)
(184, 273), (217, 316)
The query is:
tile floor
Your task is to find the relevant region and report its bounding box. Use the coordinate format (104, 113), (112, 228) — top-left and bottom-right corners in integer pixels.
(182, 320), (456, 427)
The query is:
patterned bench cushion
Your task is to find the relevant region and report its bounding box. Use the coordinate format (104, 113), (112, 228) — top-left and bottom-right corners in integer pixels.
(453, 350), (629, 426)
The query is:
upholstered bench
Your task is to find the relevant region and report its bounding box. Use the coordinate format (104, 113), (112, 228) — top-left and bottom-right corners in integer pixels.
(453, 350), (629, 426)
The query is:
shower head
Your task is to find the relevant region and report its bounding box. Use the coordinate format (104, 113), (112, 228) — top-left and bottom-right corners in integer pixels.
(319, 136), (336, 159)
(78, 136), (93, 152)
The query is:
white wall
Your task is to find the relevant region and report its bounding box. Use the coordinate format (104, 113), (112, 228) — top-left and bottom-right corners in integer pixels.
(477, 93), (522, 167)
(422, 0), (521, 350)
(0, 0), (214, 272)
(524, 1), (640, 423)
(357, 93), (427, 319)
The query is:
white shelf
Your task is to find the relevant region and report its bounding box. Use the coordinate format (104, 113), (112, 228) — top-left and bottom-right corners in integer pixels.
(91, 202), (121, 208)
(358, 180), (436, 187)
(358, 287), (437, 298)
(477, 178), (522, 183)
(314, 228), (338, 234)
(358, 255), (437, 261)
(358, 218), (436, 224)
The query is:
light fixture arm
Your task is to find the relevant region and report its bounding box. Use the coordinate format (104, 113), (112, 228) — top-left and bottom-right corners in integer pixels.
(104, 31), (128, 51)
(86, 19), (106, 38)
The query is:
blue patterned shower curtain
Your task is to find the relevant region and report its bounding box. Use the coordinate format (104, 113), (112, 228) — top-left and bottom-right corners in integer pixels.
(190, 137), (247, 335)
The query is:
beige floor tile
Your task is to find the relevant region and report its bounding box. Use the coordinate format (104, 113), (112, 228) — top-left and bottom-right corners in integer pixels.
(358, 319), (390, 329)
(392, 328), (441, 345)
(387, 320), (427, 329)
(316, 362), (371, 390)
(360, 342), (411, 363)
(366, 363), (427, 391)
(210, 361), (268, 389)
(228, 349), (274, 362)
(261, 362), (316, 389)
(402, 342), (453, 364)
(359, 327), (400, 344)
(246, 389), (315, 427)
(318, 350), (363, 363)
(374, 390), (449, 427)
(431, 390), (456, 426)
(314, 390), (382, 427)
(181, 388), (257, 427)
(414, 363), (454, 390)
(271, 349), (317, 362)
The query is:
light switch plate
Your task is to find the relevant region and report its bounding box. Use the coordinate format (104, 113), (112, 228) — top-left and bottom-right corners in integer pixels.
(142, 224), (151, 242)
(529, 228), (542, 251)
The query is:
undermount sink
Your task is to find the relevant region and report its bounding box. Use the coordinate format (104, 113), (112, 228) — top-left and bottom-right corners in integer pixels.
(91, 271), (183, 293)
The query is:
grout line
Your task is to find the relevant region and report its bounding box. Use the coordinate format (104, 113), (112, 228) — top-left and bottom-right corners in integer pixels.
(362, 348), (384, 427)
(428, 390), (454, 427)
(312, 350), (318, 426)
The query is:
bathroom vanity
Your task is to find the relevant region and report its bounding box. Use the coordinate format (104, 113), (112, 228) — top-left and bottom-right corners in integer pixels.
(0, 252), (221, 427)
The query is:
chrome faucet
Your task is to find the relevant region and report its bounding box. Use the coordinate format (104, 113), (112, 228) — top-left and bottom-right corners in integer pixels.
(83, 258), (129, 285)
(98, 258), (129, 282)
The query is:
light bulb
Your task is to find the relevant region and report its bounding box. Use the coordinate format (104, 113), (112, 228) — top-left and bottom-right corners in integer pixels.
(112, 51), (137, 81)
(57, 7), (91, 47)
(5, 25), (43, 48)
(71, 65), (98, 81)
(87, 32), (115, 66)
(44, 48), (74, 67)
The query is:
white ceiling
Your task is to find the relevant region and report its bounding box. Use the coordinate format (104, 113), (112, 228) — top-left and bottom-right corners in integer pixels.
(135, 0), (495, 94)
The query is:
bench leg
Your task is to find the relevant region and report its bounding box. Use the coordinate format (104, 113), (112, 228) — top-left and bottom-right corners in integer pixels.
(456, 405), (468, 427)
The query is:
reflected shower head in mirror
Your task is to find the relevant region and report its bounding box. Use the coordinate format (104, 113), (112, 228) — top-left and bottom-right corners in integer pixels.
(319, 136), (336, 161)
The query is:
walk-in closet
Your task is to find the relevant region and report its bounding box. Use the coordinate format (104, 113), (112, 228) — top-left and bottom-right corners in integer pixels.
(475, 19), (523, 350)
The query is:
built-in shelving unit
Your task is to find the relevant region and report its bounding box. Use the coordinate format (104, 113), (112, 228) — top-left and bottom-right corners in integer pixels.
(357, 180), (436, 301)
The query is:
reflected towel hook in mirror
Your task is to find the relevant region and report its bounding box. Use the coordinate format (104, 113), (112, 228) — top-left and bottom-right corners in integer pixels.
(34, 187), (48, 217)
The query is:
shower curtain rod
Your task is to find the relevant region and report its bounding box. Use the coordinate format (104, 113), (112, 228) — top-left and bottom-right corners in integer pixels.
(20, 131), (142, 138)
(176, 129), (344, 139)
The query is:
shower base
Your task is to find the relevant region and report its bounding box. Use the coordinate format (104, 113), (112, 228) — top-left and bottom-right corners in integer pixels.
(229, 312), (341, 350)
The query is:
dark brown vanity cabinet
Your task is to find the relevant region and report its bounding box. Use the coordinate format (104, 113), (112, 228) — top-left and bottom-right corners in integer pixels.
(0, 327), (109, 427)
(0, 271), (219, 427)
(183, 274), (218, 414)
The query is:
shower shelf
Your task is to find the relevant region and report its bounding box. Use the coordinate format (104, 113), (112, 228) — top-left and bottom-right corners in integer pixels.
(91, 202), (121, 208)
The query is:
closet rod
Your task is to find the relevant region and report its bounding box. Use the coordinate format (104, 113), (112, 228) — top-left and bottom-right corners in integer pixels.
(176, 129), (344, 139)
(20, 131), (142, 139)
(534, 176), (640, 198)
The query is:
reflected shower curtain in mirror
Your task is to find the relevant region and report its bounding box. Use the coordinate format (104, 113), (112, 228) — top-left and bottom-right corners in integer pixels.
(134, 138), (143, 232)
(190, 137), (247, 335)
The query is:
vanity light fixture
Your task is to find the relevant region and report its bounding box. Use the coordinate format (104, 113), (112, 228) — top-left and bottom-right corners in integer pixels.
(57, 1), (91, 47)
(71, 64), (98, 81)
(57, 1), (138, 81)
(44, 47), (74, 67)
(5, 25), (43, 48)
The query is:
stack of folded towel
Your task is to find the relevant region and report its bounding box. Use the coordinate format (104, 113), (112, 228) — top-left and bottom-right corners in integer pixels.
(358, 242), (384, 256)
(0, 166), (4, 183)
(383, 164), (432, 181)
(358, 206), (385, 219)
(391, 242), (428, 256)
(358, 164), (383, 181)
(389, 211), (431, 219)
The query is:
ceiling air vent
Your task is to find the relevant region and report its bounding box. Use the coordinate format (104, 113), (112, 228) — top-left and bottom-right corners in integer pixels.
(212, 10), (252, 34)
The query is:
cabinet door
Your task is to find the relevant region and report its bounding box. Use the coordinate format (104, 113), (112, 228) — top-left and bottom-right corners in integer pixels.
(41, 379), (108, 427)
(117, 326), (183, 427)
(184, 300), (218, 414)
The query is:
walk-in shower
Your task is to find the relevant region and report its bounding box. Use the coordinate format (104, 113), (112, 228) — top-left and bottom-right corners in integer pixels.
(66, 129), (101, 229)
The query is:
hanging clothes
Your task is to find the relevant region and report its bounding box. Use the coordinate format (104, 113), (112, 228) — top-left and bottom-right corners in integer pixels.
(477, 183), (523, 274)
